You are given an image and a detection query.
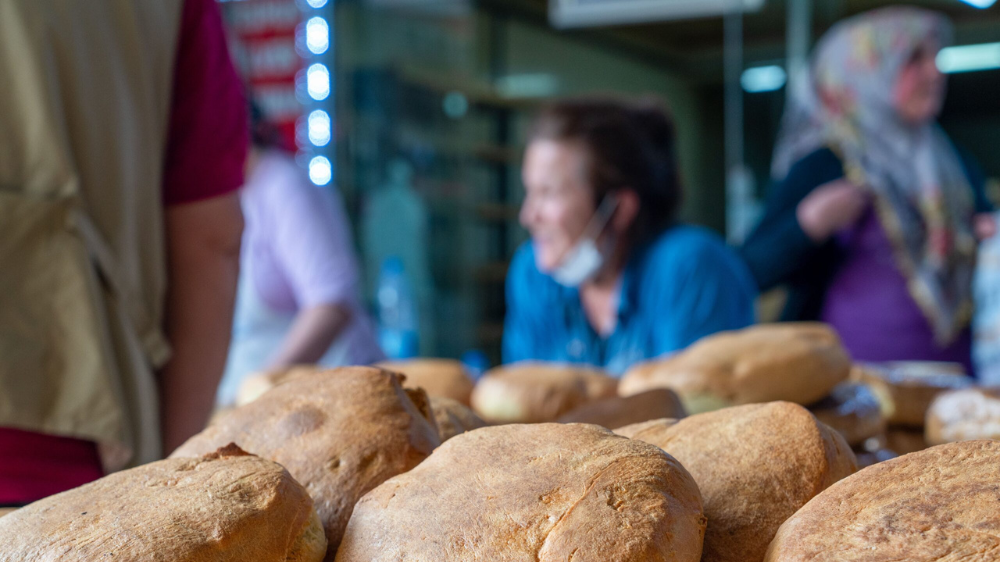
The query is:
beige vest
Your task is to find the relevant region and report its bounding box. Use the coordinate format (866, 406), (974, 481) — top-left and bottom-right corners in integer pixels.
(0, 0), (184, 470)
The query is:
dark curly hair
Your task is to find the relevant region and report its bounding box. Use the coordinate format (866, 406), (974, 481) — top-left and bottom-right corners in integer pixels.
(528, 96), (683, 246)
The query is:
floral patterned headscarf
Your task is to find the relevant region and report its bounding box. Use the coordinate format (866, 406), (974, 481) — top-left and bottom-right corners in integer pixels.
(772, 6), (976, 346)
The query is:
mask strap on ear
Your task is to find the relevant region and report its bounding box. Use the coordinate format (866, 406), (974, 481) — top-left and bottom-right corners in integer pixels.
(583, 194), (621, 240)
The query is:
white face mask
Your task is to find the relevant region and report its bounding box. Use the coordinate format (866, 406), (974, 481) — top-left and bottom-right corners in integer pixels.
(551, 196), (620, 288)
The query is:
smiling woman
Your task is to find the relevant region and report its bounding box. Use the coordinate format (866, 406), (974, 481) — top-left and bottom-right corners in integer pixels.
(503, 97), (757, 376)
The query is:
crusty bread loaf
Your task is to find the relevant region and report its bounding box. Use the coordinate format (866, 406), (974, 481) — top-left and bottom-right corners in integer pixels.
(926, 387), (1000, 445)
(808, 382), (885, 447)
(614, 416), (678, 440)
(851, 362), (973, 427)
(620, 402), (856, 562)
(853, 448), (896, 469)
(378, 359), (476, 407)
(765, 440), (1000, 561)
(620, 323), (851, 414)
(0, 445), (326, 562)
(0, 509), (15, 519)
(335, 423), (707, 562)
(557, 388), (686, 428)
(430, 396), (487, 441)
(885, 426), (928, 455)
(471, 362), (618, 423)
(235, 365), (320, 406)
(173, 367), (440, 559)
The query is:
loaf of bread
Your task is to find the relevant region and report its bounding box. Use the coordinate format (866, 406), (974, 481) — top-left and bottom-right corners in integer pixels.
(614, 417), (679, 442)
(557, 388), (686, 428)
(173, 367), (440, 558)
(235, 365), (319, 406)
(808, 382), (885, 447)
(471, 362), (618, 423)
(430, 396), (487, 441)
(620, 323), (851, 414)
(851, 362), (973, 427)
(885, 426), (928, 455)
(854, 448), (896, 469)
(335, 423), (707, 562)
(925, 387), (1000, 445)
(379, 359), (476, 406)
(619, 402), (856, 562)
(0, 445), (326, 562)
(765, 440), (1000, 561)
(0, 509), (15, 519)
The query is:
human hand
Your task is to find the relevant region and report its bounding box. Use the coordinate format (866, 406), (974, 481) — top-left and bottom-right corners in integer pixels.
(975, 213), (997, 241)
(796, 179), (869, 243)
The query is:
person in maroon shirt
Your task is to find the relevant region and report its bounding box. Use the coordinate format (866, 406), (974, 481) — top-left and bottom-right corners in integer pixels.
(0, 0), (248, 505)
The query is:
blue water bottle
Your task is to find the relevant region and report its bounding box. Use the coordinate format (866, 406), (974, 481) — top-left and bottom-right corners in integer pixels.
(377, 256), (419, 359)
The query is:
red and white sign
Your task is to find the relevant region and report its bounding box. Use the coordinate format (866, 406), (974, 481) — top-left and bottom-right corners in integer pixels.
(223, 0), (303, 149)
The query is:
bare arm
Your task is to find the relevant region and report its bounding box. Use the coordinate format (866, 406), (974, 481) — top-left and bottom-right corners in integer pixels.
(266, 303), (353, 368)
(160, 193), (243, 455)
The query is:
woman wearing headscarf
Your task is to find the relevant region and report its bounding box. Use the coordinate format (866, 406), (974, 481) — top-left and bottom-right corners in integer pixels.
(741, 7), (994, 374)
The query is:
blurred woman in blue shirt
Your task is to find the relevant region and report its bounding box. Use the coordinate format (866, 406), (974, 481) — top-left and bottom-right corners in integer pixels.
(503, 98), (756, 375)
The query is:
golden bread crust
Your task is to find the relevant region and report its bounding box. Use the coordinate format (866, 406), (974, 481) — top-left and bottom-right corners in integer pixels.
(173, 367), (440, 558)
(429, 396), (487, 441)
(378, 359), (475, 407)
(620, 402), (857, 562)
(765, 440), (1000, 562)
(620, 323), (850, 413)
(557, 388), (686, 428)
(0, 445), (325, 562)
(471, 362), (618, 423)
(926, 387), (1000, 445)
(335, 423), (707, 562)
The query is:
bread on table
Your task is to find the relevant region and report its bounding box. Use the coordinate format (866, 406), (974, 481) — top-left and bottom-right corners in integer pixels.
(885, 426), (928, 455)
(619, 402), (856, 562)
(614, 417), (679, 442)
(557, 388), (686, 428)
(925, 387), (1000, 445)
(172, 367), (440, 559)
(0, 445), (326, 562)
(378, 358), (476, 407)
(471, 362), (618, 423)
(808, 382), (885, 447)
(429, 396), (487, 441)
(235, 365), (320, 407)
(854, 448), (896, 469)
(765, 440), (1000, 561)
(850, 361), (973, 428)
(335, 423), (707, 562)
(620, 323), (851, 414)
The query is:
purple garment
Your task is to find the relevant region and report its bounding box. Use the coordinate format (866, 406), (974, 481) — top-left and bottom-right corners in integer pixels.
(820, 206), (973, 373)
(239, 150), (384, 365)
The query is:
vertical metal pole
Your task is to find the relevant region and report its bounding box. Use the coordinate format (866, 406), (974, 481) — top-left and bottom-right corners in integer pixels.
(786, 0), (812, 92)
(723, 10), (743, 176)
(723, 8), (748, 243)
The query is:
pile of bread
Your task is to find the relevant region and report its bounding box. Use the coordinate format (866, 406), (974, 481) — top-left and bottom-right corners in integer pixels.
(2, 323), (999, 561)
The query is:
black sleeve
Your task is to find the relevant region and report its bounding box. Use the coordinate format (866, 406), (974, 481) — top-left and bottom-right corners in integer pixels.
(739, 148), (846, 292)
(955, 146), (992, 213)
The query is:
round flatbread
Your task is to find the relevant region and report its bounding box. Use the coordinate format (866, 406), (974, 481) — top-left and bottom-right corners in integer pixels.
(765, 440), (1000, 561)
(618, 402), (857, 562)
(471, 362), (618, 423)
(173, 367), (440, 558)
(335, 423), (707, 562)
(926, 387), (1000, 445)
(379, 359), (476, 407)
(620, 323), (850, 414)
(0, 445), (326, 562)
(557, 388), (686, 428)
